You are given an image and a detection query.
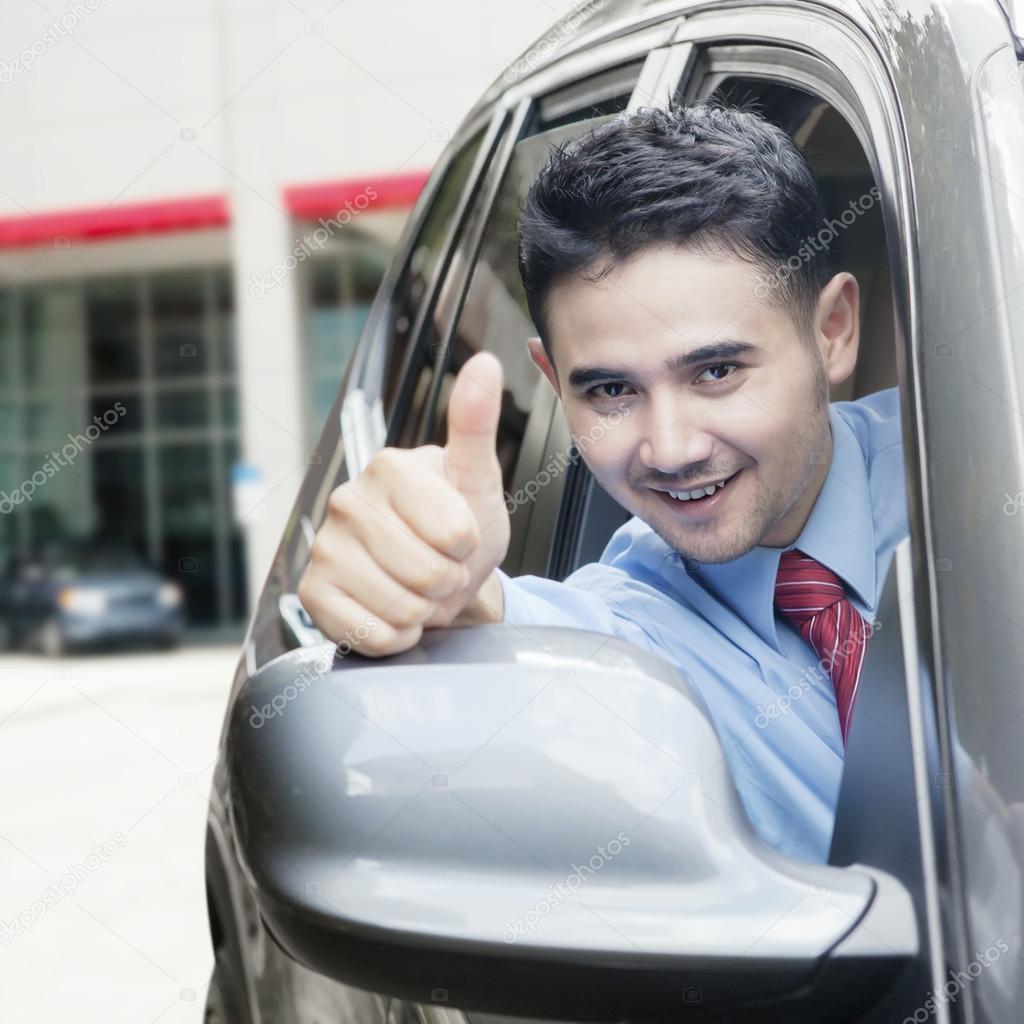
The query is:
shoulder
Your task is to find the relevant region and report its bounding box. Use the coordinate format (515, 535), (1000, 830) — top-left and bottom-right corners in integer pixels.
(830, 386), (902, 460)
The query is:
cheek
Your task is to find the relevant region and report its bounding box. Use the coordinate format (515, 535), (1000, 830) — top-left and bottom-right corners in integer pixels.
(569, 412), (635, 482)
(713, 400), (783, 464)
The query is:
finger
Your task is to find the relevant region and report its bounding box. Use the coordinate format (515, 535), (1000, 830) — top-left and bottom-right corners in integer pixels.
(354, 448), (480, 560)
(348, 509), (468, 598)
(298, 576), (422, 657)
(317, 536), (439, 630)
(443, 351), (504, 499)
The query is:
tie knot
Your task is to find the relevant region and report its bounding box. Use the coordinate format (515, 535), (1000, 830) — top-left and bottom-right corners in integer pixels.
(774, 549), (847, 626)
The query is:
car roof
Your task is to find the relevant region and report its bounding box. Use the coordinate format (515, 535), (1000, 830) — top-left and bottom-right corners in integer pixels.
(470, 0), (1017, 117)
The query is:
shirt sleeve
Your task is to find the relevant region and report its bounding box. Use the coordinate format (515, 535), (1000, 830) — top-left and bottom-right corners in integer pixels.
(495, 564), (663, 659)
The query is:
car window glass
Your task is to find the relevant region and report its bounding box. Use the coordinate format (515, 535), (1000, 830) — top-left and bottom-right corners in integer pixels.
(415, 119), (607, 487)
(380, 128), (487, 421)
(388, 63), (645, 455)
(418, 71), (645, 477)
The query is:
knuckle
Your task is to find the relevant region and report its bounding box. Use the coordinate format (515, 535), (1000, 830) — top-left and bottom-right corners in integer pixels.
(434, 507), (478, 555)
(387, 592), (434, 629)
(326, 482), (355, 519)
(367, 446), (402, 477)
(419, 557), (465, 598)
(353, 622), (422, 658)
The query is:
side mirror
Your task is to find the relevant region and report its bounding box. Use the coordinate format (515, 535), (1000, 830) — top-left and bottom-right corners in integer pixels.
(227, 625), (916, 1021)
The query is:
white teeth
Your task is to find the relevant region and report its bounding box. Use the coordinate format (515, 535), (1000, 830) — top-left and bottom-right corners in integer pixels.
(665, 479), (728, 501)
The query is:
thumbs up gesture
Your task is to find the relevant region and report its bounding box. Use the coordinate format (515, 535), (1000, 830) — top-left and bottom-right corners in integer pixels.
(299, 352), (510, 657)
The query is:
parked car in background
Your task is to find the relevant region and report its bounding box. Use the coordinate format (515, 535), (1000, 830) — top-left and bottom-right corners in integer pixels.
(203, 0), (1024, 1021)
(0, 539), (184, 656)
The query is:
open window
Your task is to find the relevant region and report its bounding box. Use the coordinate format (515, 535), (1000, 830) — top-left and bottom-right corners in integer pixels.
(551, 56), (901, 579)
(384, 58), (650, 574)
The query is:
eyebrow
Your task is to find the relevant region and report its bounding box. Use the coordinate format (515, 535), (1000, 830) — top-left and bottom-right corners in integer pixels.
(567, 340), (757, 391)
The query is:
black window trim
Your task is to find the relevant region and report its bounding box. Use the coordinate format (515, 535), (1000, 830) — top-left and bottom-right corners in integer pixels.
(382, 111), (513, 446)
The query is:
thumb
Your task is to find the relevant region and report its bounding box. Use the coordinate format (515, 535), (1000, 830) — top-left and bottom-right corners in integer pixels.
(443, 351), (503, 497)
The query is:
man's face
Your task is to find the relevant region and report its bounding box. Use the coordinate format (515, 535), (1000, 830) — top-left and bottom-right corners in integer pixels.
(528, 243), (858, 564)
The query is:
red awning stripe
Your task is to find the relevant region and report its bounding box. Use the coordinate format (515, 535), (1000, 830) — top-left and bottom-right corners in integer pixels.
(0, 170), (430, 250)
(283, 170), (428, 220)
(0, 195), (230, 249)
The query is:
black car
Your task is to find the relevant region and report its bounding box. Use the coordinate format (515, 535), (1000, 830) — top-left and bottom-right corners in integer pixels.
(0, 540), (185, 655)
(203, 1), (1024, 1021)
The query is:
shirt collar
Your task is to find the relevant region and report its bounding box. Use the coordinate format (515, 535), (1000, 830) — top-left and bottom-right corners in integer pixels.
(660, 402), (877, 650)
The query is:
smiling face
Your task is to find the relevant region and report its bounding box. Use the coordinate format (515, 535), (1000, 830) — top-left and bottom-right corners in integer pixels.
(527, 243), (860, 564)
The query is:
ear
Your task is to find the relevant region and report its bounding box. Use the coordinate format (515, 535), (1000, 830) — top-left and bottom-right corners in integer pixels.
(527, 337), (561, 397)
(812, 272), (860, 386)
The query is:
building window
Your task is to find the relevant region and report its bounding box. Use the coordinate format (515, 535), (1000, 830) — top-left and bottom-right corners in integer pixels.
(300, 230), (393, 447)
(0, 267), (246, 629)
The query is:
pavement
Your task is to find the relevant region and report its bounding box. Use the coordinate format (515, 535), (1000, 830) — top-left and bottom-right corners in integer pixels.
(0, 642), (241, 1023)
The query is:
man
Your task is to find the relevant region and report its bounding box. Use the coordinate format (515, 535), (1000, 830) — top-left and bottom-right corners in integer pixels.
(298, 102), (908, 864)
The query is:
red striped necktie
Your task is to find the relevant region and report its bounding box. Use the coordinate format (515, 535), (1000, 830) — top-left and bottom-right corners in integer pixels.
(773, 549), (870, 747)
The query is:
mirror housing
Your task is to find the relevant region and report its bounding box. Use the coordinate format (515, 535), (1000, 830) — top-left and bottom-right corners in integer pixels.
(227, 625), (916, 1021)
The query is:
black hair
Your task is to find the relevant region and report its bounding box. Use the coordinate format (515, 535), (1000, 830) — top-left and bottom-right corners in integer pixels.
(517, 101), (833, 359)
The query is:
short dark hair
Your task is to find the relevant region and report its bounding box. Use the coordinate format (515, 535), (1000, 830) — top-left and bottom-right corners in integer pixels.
(517, 101), (833, 360)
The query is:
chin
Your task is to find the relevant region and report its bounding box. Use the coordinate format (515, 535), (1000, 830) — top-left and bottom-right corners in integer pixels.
(653, 507), (768, 566)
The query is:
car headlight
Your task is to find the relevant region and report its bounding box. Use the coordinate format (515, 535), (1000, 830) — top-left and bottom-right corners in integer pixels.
(57, 587), (108, 615)
(157, 582), (183, 608)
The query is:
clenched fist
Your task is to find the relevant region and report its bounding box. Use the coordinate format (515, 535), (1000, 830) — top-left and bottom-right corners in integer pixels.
(298, 351), (509, 657)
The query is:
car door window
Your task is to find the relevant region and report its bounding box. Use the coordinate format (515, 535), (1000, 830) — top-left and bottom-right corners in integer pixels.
(398, 63), (645, 573)
(379, 126), (489, 423)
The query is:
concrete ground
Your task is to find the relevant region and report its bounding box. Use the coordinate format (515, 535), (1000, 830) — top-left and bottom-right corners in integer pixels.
(0, 642), (240, 1023)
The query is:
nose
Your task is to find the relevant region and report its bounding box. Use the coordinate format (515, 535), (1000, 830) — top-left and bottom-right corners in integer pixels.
(638, 392), (715, 475)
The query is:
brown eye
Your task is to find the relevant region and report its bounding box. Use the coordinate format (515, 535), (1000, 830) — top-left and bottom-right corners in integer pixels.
(697, 363), (738, 384)
(591, 382), (630, 399)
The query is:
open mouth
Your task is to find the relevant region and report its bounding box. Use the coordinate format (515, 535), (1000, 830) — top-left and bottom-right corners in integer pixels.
(651, 470), (741, 513)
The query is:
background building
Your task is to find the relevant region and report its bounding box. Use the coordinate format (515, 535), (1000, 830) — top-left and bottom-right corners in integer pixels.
(0, 0), (582, 634)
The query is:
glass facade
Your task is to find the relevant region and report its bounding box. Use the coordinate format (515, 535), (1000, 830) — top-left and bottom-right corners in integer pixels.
(0, 268), (246, 628)
(0, 229), (396, 631)
(300, 231), (392, 447)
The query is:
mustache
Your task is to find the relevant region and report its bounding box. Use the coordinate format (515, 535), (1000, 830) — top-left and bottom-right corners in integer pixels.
(638, 466), (741, 490)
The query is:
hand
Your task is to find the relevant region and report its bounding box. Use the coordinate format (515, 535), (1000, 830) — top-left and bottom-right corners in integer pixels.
(298, 351), (510, 657)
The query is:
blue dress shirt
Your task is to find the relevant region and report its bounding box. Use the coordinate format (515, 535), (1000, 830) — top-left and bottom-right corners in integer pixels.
(496, 387), (908, 864)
